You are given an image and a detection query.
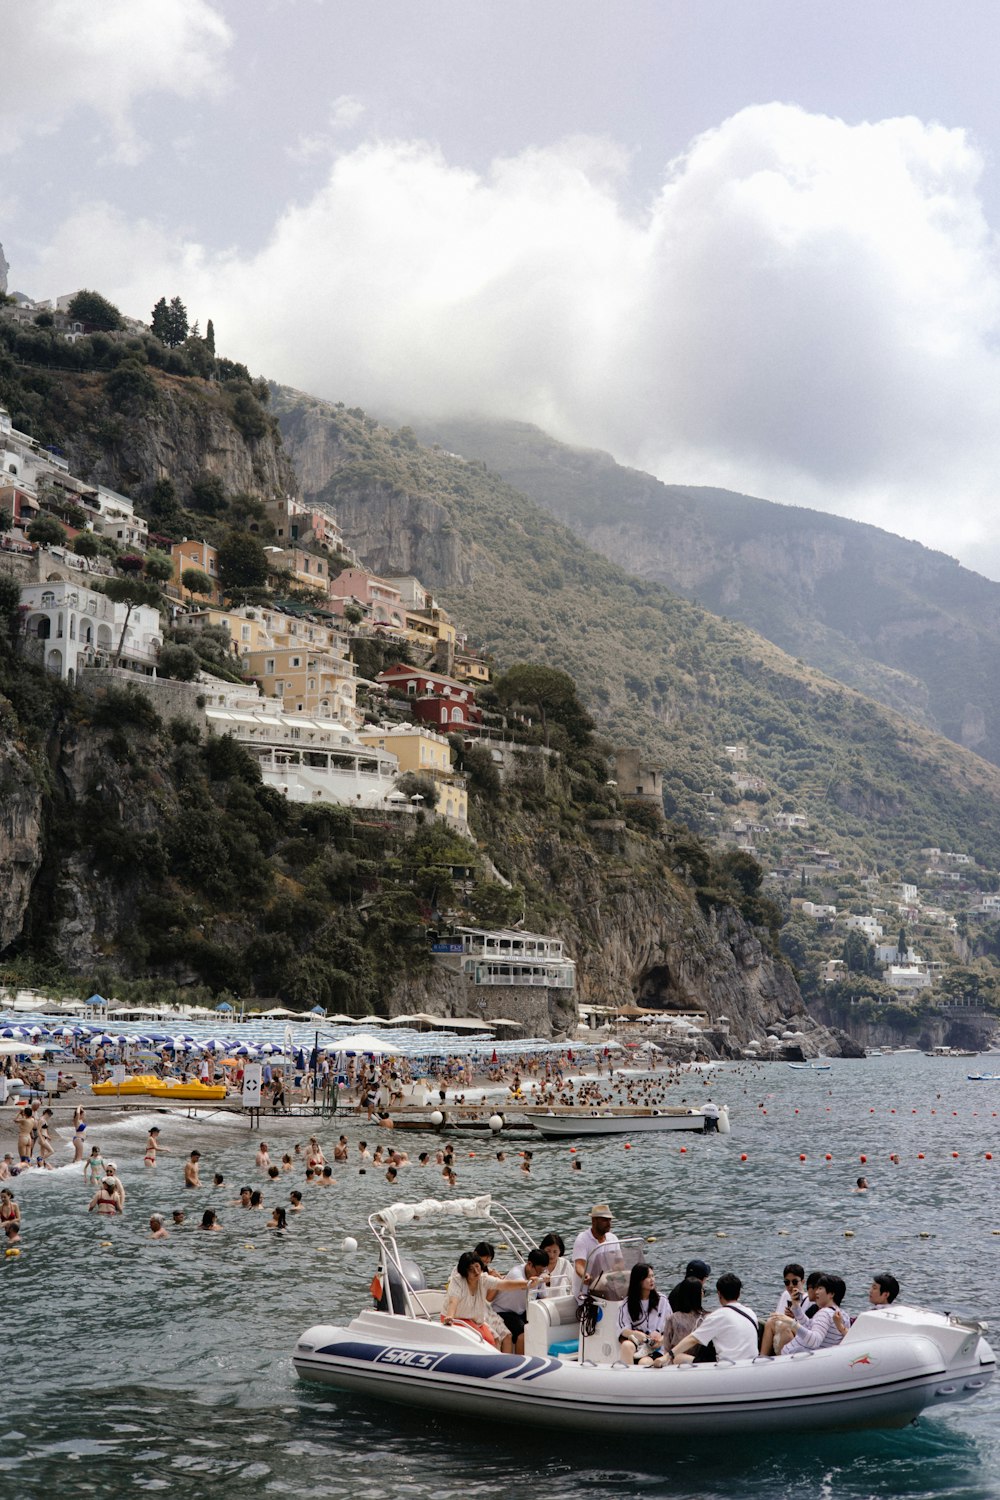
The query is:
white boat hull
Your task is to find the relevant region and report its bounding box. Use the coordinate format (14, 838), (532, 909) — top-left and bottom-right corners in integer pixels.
(524, 1109), (709, 1137)
(294, 1306), (993, 1436)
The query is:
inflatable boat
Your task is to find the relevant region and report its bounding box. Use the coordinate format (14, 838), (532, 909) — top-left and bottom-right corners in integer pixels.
(293, 1196), (994, 1436)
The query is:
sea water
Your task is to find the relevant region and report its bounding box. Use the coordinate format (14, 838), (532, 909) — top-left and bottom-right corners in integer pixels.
(2, 1054), (999, 1500)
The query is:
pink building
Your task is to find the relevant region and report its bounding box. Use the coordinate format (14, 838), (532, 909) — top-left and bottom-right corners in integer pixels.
(330, 568), (406, 629)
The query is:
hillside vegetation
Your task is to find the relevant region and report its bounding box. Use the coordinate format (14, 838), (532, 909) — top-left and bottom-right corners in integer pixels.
(408, 416), (1000, 768)
(274, 391), (1000, 882)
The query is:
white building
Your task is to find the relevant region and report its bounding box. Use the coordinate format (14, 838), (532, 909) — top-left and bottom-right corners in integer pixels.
(451, 927), (576, 990)
(896, 882), (919, 905)
(801, 901), (837, 918)
(885, 965), (932, 992)
(774, 812), (808, 830)
(20, 579), (162, 681)
(204, 706), (400, 810)
(843, 914), (884, 939)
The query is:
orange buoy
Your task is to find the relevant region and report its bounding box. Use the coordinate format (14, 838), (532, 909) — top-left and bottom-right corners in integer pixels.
(624, 1143), (631, 1150)
(799, 1154), (807, 1162)
(952, 1152), (959, 1158)
(740, 1153), (748, 1161)
(986, 1153), (993, 1161)
(859, 1154), (867, 1163)
(679, 1146), (686, 1154)
(917, 1153), (925, 1159)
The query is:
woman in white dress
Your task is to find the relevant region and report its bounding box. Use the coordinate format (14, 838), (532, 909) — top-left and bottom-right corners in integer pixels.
(441, 1251), (531, 1352)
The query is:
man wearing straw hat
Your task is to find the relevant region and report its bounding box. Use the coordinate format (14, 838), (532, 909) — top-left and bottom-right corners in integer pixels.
(572, 1204), (621, 1301)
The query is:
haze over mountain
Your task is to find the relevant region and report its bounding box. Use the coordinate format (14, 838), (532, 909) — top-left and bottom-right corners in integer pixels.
(408, 416), (1000, 771)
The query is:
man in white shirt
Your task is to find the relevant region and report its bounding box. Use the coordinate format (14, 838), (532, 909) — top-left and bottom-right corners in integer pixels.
(491, 1248), (550, 1352)
(572, 1204), (621, 1300)
(670, 1273), (759, 1364)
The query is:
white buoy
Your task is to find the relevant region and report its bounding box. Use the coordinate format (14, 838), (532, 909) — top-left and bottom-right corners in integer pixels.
(488, 1114), (504, 1133)
(719, 1105), (731, 1136)
(342, 1236), (358, 1252)
(429, 1110), (444, 1127)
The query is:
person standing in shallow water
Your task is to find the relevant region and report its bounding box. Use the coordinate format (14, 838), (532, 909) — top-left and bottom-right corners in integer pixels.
(184, 1152), (202, 1189)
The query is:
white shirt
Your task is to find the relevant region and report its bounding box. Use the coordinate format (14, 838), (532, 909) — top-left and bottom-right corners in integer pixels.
(617, 1296), (667, 1337)
(491, 1263), (531, 1315)
(571, 1227), (622, 1299)
(691, 1301), (759, 1361)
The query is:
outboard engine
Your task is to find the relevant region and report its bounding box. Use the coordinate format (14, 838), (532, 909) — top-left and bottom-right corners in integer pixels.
(376, 1255), (427, 1314)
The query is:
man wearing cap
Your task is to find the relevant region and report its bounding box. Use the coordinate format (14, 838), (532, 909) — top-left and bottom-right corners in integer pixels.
(572, 1204), (621, 1301)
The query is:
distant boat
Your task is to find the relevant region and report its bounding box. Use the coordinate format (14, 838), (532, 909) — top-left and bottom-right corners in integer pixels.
(967, 1073), (1000, 1082)
(522, 1105), (723, 1136)
(786, 1062), (831, 1072)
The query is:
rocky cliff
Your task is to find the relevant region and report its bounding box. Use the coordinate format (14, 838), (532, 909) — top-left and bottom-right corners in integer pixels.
(23, 369), (296, 509)
(407, 416), (1000, 767)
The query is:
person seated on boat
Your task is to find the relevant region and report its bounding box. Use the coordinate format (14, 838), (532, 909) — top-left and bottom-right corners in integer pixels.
(572, 1205), (621, 1301)
(661, 1274), (705, 1351)
(538, 1232), (573, 1295)
(868, 1272), (900, 1306)
(491, 1248), (551, 1353)
(617, 1263), (668, 1366)
(773, 1263), (806, 1317)
(671, 1274), (759, 1364)
(762, 1274), (847, 1356)
(440, 1250), (530, 1351)
(757, 1263), (806, 1354)
(701, 1099), (721, 1132)
(474, 1240), (497, 1273)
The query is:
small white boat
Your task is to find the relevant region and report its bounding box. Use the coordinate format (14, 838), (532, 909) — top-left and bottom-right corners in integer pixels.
(522, 1105), (724, 1137)
(967, 1073), (1000, 1082)
(294, 1196), (994, 1436)
(786, 1063), (831, 1073)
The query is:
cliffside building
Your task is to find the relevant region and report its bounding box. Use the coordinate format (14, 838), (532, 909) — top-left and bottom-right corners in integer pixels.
(377, 662), (483, 732)
(204, 706), (399, 809)
(358, 724), (468, 828)
(20, 579), (162, 680)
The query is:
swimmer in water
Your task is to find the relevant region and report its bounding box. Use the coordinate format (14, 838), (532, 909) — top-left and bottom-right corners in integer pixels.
(144, 1127), (172, 1168)
(255, 1142), (271, 1170)
(184, 1152), (202, 1189)
(149, 1215), (169, 1239)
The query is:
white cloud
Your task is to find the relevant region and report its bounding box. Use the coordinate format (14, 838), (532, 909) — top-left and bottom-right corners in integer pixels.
(26, 104), (1000, 576)
(1, 0), (231, 163)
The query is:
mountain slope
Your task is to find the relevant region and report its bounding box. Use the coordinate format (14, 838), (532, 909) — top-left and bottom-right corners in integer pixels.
(405, 416), (1000, 766)
(274, 387), (1000, 878)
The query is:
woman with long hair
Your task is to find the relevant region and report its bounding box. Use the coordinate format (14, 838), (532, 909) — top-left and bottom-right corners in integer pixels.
(617, 1263), (667, 1366)
(663, 1274), (705, 1350)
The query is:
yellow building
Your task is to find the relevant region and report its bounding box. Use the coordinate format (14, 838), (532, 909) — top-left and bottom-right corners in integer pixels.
(182, 605), (277, 660)
(453, 650), (491, 685)
(170, 540), (223, 604)
(358, 725), (468, 826)
(245, 643), (358, 725)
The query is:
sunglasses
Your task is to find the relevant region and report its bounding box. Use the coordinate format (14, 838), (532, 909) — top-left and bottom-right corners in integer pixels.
(783, 1278), (801, 1286)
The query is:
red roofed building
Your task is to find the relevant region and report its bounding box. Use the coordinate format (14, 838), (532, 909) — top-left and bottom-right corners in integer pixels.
(377, 662), (483, 732)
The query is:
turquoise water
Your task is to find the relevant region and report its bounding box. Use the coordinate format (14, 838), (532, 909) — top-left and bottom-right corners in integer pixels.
(3, 1055), (1000, 1499)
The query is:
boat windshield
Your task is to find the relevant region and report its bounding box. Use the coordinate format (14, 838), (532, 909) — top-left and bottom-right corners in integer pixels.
(582, 1236), (649, 1302)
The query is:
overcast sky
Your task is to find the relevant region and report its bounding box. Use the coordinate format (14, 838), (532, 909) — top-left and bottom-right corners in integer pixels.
(6, 1), (1000, 576)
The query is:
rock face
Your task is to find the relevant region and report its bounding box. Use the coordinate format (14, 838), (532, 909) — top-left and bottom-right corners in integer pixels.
(56, 375), (296, 506)
(408, 416), (1000, 768)
(0, 740), (44, 950)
